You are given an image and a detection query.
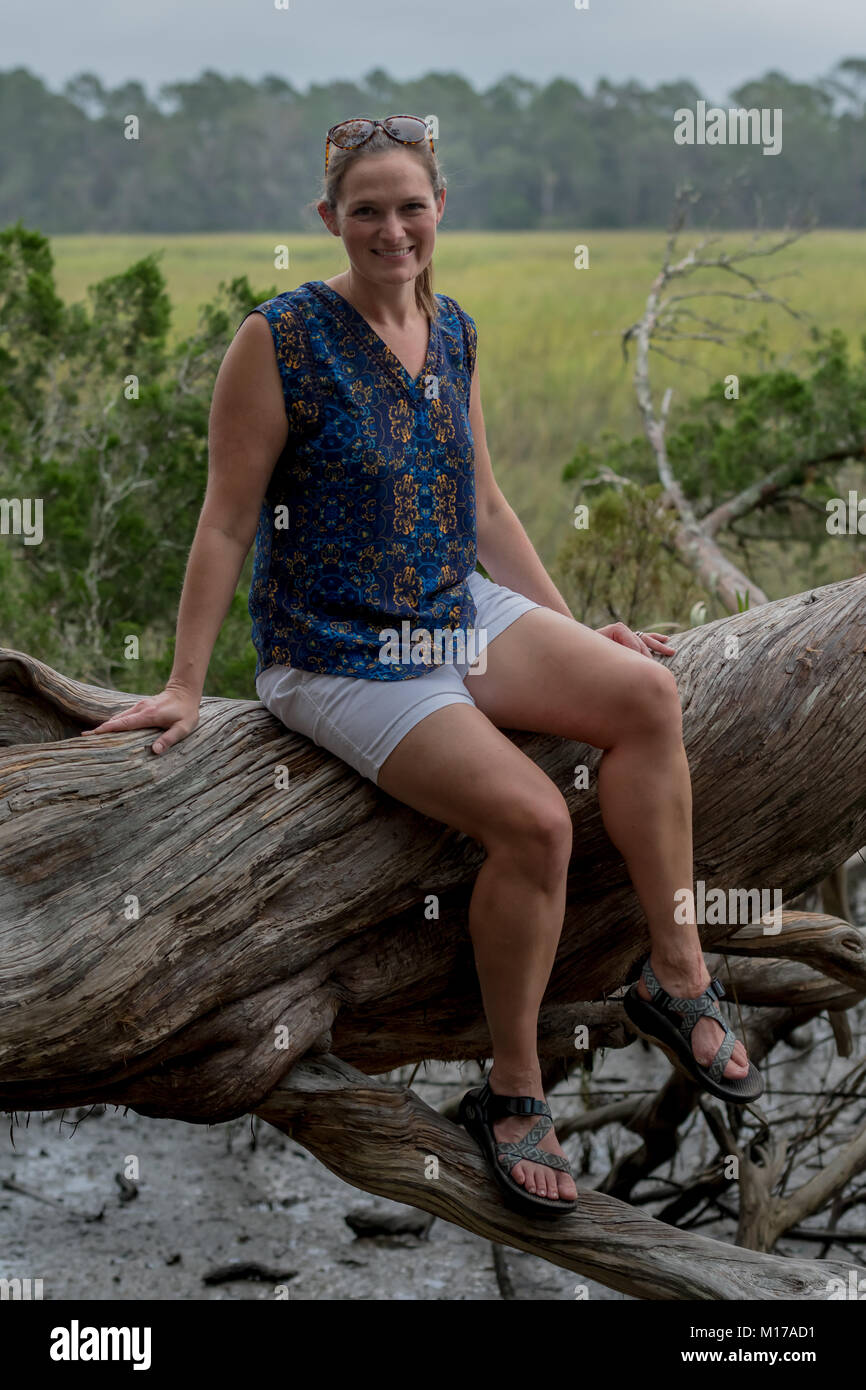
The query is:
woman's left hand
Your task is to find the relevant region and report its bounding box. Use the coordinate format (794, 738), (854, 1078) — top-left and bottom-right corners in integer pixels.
(594, 622), (676, 657)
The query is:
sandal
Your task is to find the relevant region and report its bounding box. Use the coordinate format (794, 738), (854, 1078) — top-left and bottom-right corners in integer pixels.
(623, 955), (764, 1103)
(457, 1078), (578, 1218)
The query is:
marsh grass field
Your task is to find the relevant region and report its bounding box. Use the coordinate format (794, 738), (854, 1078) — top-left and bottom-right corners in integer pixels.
(49, 227), (866, 606)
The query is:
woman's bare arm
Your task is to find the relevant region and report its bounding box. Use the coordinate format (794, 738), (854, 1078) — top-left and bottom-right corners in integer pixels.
(82, 311), (289, 752)
(165, 312), (288, 697)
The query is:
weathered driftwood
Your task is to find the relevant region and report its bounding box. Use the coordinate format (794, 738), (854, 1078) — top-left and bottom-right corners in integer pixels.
(2, 573), (863, 1114)
(1, 572), (865, 1296)
(255, 1053), (860, 1299)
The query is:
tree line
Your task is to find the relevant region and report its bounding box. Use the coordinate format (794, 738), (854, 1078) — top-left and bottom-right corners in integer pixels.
(2, 59), (866, 232)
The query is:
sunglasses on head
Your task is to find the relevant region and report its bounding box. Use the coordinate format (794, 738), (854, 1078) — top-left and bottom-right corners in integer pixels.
(325, 114), (435, 175)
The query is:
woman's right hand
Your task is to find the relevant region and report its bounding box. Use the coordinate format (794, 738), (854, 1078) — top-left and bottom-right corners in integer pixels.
(80, 684), (201, 755)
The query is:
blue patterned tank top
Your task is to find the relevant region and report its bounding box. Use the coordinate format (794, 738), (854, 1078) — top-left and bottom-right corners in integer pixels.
(242, 280), (479, 681)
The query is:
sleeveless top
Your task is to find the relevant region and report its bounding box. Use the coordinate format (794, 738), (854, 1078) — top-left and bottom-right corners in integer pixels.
(241, 280), (479, 681)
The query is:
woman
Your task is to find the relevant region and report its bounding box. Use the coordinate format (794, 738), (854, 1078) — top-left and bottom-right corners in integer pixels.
(83, 114), (762, 1219)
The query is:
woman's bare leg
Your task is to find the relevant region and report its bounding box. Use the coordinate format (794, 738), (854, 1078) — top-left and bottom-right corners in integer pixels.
(377, 605), (751, 1200)
(377, 702), (577, 1201)
(466, 605), (750, 1077)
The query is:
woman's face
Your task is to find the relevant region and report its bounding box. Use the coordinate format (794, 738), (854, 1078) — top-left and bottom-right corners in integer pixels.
(319, 149), (445, 286)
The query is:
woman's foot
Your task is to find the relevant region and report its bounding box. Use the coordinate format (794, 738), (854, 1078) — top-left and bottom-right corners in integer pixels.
(636, 954), (749, 1079)
(486, 1065), (577, 1202)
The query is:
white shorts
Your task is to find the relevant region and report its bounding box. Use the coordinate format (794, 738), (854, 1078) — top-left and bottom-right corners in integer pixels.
(255, 570), (541, 786)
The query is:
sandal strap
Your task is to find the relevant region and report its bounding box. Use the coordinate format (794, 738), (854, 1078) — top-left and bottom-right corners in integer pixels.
(641, 957), (726, 1024)
(705, 1027), (738, 1083)
(640, 956), (739, 1081)
(494, 1114), (574, 1174)
(480, 1081), (551, 1122)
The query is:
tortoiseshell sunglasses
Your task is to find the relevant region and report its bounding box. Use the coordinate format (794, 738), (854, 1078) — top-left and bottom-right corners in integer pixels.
(325, 114), (435, 175)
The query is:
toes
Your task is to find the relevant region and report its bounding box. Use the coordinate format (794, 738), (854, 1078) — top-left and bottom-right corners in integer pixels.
(528, 1163), (551, 1198)
(531, 1162), (555, 1197)
(696, 1020), (750, 1077)
(504, 1156), (526, 1187)
(726, 1040), (750, 1077)
(495, 1127), (574, 1201)
(721, 1039), (748, 1078)
(502, 1153), (569, 1198)
(542, 1163), (565, 1199)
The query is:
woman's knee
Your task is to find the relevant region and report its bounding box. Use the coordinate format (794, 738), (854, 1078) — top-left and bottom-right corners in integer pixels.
(485, 789), (573, 880)
(624, 662), (682, 738)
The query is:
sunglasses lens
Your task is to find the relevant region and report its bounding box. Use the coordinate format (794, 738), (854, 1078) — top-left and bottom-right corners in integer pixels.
(331, 118), (375, 149)
(383, 116), (429, 142)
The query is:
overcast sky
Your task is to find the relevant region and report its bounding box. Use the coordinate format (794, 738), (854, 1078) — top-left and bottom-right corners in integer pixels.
(3, 0), (865, 104)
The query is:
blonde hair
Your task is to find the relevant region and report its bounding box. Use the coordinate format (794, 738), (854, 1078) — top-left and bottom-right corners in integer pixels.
(313, 127), (446, 322)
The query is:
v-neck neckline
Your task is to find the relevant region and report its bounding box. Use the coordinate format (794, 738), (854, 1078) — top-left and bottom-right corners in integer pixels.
(311, 280), (437, 393)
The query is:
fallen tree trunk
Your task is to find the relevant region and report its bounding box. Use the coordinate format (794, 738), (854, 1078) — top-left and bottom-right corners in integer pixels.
(2, 572), (863, 1118)
(1, 574), (865, 1296)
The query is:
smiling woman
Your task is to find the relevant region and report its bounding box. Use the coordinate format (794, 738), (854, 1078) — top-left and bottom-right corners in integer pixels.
(81, 112), (761, 1223)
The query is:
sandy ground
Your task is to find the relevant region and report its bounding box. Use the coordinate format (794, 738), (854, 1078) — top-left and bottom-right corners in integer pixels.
(2, 872), (864, 1301)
